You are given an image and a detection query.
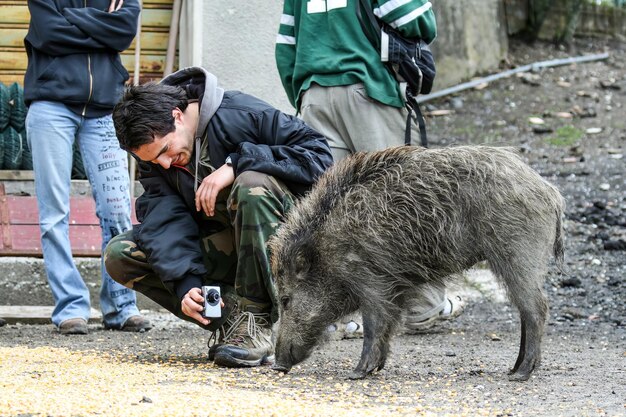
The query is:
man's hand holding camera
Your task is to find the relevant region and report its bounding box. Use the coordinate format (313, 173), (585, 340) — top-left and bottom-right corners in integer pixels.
(181, 287), (224, 326)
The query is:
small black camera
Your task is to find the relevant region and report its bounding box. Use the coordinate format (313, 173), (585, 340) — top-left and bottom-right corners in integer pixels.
(201, 286), (221, 318)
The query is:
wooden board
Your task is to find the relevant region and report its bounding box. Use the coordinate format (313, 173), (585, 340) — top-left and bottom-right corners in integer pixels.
(0, 305), (102, 324)
(0, 191), (138, 256)
(0, 170), (34, 180)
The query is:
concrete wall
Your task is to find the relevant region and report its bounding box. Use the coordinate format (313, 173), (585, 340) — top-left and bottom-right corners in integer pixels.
(431, 0), (509, 89)
(199, 1), (290, 112)
(0, 258), (161, 311)
(184, 0), (509, 114)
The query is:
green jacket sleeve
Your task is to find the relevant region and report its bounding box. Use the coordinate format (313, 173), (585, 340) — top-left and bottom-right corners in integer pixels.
(376, 0), (437, 44)
(275, 0), (297, 108)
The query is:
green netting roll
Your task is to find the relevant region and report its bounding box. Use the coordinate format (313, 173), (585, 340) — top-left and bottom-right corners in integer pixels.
(9, 83), (27, 131)
(20, 129), (33, 170)
(72, 143), (87, 179)
(3, 126), (23, 170)
(0, 83), (10, 131)
(0, 128), (6, 170)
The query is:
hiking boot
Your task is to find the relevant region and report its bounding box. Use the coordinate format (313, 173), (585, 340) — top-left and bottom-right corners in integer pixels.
(0, 318), (6, 327)
(206, 289), (241, 361)
(404, 295), (465, 334)
(207, 305), (240, 361)
(59, 318), (88, 335)
(213, 301), (274, 368)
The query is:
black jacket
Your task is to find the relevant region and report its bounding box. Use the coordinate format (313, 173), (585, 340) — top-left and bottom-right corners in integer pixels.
(133, 68), (333, 298)
(23, 0), (140, 117)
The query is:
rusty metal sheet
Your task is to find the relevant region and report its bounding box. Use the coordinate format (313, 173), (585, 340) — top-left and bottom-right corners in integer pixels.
(0, 5), (29, 25)
(0, 51), (25, 70)
(0, 72), (24, 85)
(128, 31), (170, 52)
(0, 4), (173, 27)
(1, 29), (170, 52)
(121, 52), (174, 74)
(0, 28), (26, 48)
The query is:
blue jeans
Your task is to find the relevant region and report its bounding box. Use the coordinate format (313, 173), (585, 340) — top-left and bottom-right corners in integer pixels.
(25, 101), (139, 328)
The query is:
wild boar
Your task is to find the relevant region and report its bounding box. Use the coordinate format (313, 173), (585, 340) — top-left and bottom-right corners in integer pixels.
(269, 145), (565, 381)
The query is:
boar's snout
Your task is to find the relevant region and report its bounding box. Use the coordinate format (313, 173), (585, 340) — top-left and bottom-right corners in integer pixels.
(271, 362), (292, 373)
(273, 332), (314, 374)
(273, 337), (296, 374)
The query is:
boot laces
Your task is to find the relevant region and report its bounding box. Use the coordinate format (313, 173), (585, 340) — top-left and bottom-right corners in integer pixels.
(222, 311), (271, 347)
(207, 306), (240, 348)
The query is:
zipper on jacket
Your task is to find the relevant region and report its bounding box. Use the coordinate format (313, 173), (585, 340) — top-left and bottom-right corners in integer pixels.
(81, 0), (93, 116)
(82, 54), (94, 116)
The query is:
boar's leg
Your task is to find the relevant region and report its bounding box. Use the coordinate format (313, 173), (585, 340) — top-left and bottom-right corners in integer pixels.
(348, 310), (394, 380)
(509, 319), (527, 375)
(491, 256), (549, 382)
(508, 291), (547, 382)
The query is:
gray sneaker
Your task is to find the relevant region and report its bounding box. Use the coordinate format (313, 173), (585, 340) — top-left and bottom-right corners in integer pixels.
(326, 312), (364, 340)
(404, 295), (465, 334)
(213, 303), (274, 368)
(104, 315), (152, 333)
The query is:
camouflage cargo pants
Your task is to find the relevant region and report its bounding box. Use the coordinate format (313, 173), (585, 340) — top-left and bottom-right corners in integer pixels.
(105, 171), (295, 326)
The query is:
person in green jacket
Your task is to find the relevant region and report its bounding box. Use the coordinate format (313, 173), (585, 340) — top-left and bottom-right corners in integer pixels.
(275, 0), (464, 337)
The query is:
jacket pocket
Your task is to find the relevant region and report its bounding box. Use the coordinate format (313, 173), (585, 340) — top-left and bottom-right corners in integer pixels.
(36, 57), (61, 82)
(89, 54), (130, 108)
(109, 54), (130, 80)
(35, 55), (90, 103)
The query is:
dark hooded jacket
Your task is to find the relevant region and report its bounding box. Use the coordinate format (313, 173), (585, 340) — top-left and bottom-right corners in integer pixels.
(133, 67), (333, 298)
(23, 0), (140, 117)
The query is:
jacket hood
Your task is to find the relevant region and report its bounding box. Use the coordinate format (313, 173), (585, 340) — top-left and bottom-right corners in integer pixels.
(160, 67), (224, 138)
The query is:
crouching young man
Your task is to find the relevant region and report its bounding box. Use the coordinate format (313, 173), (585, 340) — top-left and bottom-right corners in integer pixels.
(104, 67), (332, 367)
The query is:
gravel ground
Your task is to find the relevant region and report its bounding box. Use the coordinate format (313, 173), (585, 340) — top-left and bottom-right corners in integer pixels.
(426, 36), (625, 329)
(0, 37), (624, 416)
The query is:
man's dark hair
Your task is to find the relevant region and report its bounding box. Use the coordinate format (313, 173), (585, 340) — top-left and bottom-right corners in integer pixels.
(113, 83), (189, 151)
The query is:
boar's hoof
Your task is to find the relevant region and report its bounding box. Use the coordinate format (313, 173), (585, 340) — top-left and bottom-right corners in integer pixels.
(347, 370), (368, 380)
(271, 363), (291, 374)
(508, 371), (531, 382)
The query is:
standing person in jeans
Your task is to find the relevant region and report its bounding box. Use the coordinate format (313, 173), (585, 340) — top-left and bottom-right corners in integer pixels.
(275, 0), (464, 338)
(105, 67), (332, 367)
(23, 0), (151, 334)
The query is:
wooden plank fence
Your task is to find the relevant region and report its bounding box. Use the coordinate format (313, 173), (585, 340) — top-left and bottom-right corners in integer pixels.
(0, 182), (137, 256)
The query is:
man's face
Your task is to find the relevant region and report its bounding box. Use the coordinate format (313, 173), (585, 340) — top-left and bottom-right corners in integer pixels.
(132, 107), (194, 169)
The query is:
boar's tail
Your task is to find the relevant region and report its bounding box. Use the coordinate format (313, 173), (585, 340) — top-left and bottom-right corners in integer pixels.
(553, 208), (565, 272)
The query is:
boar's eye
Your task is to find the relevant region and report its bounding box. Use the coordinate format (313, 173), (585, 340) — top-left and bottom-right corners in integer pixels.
(280, 296), (291, 310)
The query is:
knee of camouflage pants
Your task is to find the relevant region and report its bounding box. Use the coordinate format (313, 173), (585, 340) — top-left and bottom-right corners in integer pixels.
(104, 230), (149, 289)
(229, 171), (296, 218)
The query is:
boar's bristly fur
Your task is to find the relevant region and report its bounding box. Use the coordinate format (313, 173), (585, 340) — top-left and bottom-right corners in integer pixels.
(269, 145), (565, 381)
